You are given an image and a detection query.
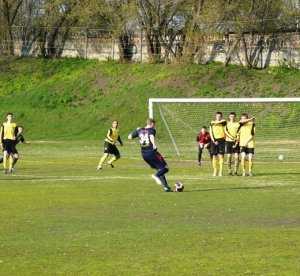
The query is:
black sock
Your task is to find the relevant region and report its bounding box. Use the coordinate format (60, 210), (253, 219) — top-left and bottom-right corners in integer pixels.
(159, 175), (170, 189)
(12, 158), (18, 168)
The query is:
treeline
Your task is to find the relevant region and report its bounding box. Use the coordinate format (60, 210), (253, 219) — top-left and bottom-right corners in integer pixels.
(0, 0), (300, 67)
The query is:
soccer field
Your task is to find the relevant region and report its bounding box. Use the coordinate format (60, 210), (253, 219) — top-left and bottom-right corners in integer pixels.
(0, 141), (300, 275)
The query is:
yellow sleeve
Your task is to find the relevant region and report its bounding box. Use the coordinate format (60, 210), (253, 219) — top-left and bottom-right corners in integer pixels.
(0, 125), (3, 143)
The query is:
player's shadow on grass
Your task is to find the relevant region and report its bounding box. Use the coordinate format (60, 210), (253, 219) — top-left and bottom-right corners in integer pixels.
(255, 172), (300, 176)
(187, 185), (278, 193)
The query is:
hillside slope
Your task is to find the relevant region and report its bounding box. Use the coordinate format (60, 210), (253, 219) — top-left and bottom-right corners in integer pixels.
(0, 58), (299, 140)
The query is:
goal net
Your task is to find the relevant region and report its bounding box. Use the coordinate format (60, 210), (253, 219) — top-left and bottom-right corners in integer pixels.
(149, 98), (300, 162)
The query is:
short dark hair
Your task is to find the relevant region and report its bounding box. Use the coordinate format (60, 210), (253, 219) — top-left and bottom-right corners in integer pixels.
(216, 112), (223, 116)
(7, 112), (13, 116)
(241, 113), (249, 118)
(202, 126), (207, 129)
(147, 118), (156, 125)
(229, 112), (236, 116)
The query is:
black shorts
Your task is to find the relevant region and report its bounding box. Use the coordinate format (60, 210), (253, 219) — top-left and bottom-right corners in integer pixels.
(103, 141), (120, 157)
(142, 150), (167, 170)
(225, 141), (240, 154)
(240, 147), (255, 155)
(211, 139), (225, 156)
(3, 139), (18, 155)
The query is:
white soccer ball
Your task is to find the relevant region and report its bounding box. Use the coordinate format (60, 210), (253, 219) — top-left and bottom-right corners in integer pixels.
(174, 181), (184, 192)
(278, 154), (284, 161)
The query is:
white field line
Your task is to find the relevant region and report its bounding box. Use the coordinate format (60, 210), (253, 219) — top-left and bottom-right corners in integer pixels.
(4, 174), (216, 182)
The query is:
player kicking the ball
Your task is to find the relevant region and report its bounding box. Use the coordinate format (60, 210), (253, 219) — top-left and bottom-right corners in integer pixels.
(128, 118), (172, 192)
(237, 114), (256, 177)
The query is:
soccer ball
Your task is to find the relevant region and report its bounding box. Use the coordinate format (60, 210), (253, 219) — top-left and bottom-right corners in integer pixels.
(278, 154), (284, 161)
(174, 181), (184, 192)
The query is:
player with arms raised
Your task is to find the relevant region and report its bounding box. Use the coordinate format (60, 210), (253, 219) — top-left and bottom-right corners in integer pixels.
(224, 112), (240, 175)
(237, 113), (256, 177)
(128, 118), (172, 192)
(210, 112), (226, 177)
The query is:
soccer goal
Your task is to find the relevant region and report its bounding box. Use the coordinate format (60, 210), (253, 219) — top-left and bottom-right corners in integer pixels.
(149, 97), (300, 161)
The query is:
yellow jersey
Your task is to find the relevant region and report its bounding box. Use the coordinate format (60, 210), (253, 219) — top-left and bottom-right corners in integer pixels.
(225, 121), (240, 142)
(105, 128), (122, 145)
(238, 122), (255, 148)
(0, 122), (18, 141)
(210, 120), (226, 140)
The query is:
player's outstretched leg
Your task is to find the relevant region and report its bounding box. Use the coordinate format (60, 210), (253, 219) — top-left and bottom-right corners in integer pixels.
(97, 153), (108, 170)
(154, 167), (171, 192)
(107, 151), (120, 168)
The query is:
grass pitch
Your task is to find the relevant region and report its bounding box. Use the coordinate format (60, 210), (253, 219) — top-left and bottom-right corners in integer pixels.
(0, 141), (300, 275)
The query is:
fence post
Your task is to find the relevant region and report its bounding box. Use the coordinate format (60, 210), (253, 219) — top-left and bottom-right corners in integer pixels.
(112, 37), (115, 60)
(85, 28), (88, 59)
(140, 29), (143, 63)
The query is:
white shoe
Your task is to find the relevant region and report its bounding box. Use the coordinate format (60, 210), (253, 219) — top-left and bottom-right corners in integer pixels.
(218, 172), (223, 177)
(96, 166), (102, 171)
(248, 172), (253, 177)
(151, 174), (162, 185)
(213, 172), (217, 177)
(242, 172), (247, 177)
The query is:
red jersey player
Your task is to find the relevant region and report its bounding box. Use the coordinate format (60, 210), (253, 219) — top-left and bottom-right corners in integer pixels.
(196, 126), (212, 166)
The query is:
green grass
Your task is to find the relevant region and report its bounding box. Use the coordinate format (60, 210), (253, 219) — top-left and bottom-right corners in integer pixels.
(0, 57), (300, 274)
(0, 142), (299, 275)
(0, 58), (299, 140)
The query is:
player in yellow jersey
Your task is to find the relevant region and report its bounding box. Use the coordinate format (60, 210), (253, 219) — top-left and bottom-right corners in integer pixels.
(224, 112), (240, 175)
(0, 113), (19, 174)
(97, 120), (123, 170)
(237, 113), (256, 177)
(210, 112), (226, 177)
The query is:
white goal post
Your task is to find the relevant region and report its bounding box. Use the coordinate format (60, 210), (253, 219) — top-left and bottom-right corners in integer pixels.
(148, 97), (300, 158)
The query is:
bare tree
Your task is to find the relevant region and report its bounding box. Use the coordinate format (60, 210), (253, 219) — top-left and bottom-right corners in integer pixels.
(0, 0), (24, 55)
(136, 0), (185, 63)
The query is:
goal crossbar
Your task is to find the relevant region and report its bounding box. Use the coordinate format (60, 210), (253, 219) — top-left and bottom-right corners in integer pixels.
(148, 97), (300, 118)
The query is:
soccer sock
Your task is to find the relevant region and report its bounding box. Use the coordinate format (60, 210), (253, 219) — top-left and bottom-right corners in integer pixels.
(227, 155), (232, 172)
(108, 156), (117, 165)
(248, 159), (253, 173)
(12, 157), (18, 168)
(198, 147), (203, 163)
(98, 153), (109, 167)
(234, 156), (239, 173)
(219, 156), (224, 174)
(3, 155), (8, 170)
(156, 167), (169, 177)
(212, 156), (218, 174)
(8, 155), (13, 171)
(159, 175), (170, 189)
(241, 157), (246, 173)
